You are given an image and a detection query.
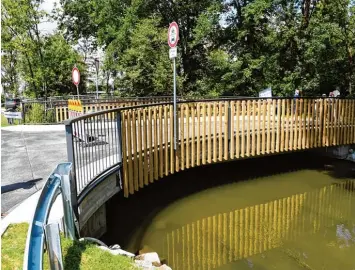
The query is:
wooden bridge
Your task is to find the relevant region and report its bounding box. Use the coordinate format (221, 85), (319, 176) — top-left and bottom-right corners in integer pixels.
(64, 97), (355, 228)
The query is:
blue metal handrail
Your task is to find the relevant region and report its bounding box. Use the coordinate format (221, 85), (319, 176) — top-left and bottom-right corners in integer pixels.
(23, 163), (73, 270)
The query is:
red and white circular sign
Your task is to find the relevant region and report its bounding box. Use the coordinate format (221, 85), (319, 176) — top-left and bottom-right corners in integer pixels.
(72, 67), (80, 86)
(168, 22), (179, 48)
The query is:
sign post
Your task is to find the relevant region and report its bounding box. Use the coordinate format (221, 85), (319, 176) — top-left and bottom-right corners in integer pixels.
(168, 21), (179, 150)
(72, 66), (80, 98)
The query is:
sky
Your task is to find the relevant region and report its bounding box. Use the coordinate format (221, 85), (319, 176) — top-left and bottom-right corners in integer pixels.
(38, 0), (59, 34)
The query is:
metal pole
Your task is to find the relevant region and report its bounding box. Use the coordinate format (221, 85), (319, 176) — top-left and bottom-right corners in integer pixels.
(95, 71), (99, 100)
(60, 173), (76, 240)
(173, 57), (177, 150)
(76, 85), (79, 99)
(44, 223), (64, 270)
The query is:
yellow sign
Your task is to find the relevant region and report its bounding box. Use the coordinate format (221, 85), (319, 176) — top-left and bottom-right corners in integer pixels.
(68, 99), (83, 113)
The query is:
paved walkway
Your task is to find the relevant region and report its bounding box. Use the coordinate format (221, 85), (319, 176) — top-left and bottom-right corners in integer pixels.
(1, 125), (67, 215)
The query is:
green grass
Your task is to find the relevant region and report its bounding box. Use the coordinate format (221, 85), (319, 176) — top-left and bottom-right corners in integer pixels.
(1, 223), (138, 270)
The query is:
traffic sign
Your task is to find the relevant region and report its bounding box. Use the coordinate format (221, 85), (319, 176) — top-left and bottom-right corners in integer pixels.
(72, 67), (80, 86)
(168, 22), (179, 48)
(169, 48), (177, 59)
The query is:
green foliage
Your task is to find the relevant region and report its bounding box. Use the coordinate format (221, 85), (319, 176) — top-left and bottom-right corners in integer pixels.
(3, 0), (355, 98)
(1, 0), (87, 98)
(25, 103), (55, 124)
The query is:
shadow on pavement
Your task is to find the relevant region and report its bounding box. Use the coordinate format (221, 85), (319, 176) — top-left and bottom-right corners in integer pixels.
(1, 178), (42, 194)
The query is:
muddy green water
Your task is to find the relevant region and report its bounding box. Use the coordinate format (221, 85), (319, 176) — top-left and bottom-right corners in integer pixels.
(104, 154), (355, 269)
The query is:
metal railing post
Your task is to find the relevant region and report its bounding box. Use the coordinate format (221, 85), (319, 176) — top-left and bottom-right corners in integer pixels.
(116, 111), (123, 189)
(60, 173), (76, 240)
(116, 112), (122, 164)
(44, 223), (64, 270)
(65, 123), (80, 226)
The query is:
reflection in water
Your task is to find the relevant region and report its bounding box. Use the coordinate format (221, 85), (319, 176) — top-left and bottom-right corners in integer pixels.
(152, 180), (354, 269)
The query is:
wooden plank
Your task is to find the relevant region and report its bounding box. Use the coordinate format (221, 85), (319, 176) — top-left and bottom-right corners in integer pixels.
(294, 99), (299, 150)
(148, 108), (154, 182)
(126, 111), (134, 194)
(181, 105), (185, 170)
(310, 99), (315, 148)
(257, 100), (261, 155)
(335, 99), (340, 145)
(351, 100), (355, 143)
(164, 106), (169, 176)
(191, 103), (196, 167)
(213, 102), (218, 162)
(252, 100), (256, 156)
(159, 106), (164, 178)
(246, 101), (251, 157)
(266, 100), (270, 154)
(153, 107), (159, 179)
(318, 99), (324, 147)
(175, 105), (180, 173)
(207, 103), (212, 163)
(202, 103), (206, 165)
(261, 100), (266, 155)
(290, 100), (294, 150)
(170, 105), (174, 174)
(280, 99), (285, 152)
(271, 99), (276, 153)
(302, 99), (307, 149)
(241, 101), (245, 157)
(230, 101), (235, 159)
(197, 104), (201, 166)
(186, 104), (190, 169)
(323, 99), (328, 146)
(138, 110), (144, 188)
(132, 110), (138, 191)
(219, 102), (223, 161)
(121, 112), (129, 197)
(143, 109), (149, 185)
(224, 102), (229, 160)
(306, 99), (311, 148)
(236, 101), (240, 158)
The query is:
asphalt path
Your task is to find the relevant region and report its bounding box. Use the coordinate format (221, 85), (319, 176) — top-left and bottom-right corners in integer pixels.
(1, 126), (67, 214)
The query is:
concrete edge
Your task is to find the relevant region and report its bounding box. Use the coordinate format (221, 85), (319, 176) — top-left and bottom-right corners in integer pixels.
(1, 188), (64, 236)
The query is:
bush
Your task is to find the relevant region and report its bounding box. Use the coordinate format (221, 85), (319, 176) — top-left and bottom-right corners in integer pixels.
(25, 103), (55, 123)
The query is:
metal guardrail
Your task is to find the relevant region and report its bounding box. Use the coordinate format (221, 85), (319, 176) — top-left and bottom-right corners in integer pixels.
(23, 163), (76, 270)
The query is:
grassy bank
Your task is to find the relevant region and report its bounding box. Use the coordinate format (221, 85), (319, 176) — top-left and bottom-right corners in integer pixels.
(1, 223), (137, 270)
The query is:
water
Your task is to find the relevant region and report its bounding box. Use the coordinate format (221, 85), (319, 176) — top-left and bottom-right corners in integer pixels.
(104, 153), (355, 270)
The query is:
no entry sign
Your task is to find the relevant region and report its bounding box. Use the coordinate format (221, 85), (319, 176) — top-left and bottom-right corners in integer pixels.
(72, 67), (80, 86)
(168, 22), (179, 48)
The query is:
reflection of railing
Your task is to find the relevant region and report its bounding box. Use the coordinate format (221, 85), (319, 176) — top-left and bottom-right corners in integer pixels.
(23, 163), (76, 270)
(64, 98), (355, 206)
(163, 180), (354, 270)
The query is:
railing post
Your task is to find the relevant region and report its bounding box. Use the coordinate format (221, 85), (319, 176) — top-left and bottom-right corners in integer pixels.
(116, 112), (123, 164)
(65, 123), (80, 227)
(60, 172), (76, 240)
(116, 111), (123, 189)
(22, 102), (26, 124)
(44, 223), (64, 270)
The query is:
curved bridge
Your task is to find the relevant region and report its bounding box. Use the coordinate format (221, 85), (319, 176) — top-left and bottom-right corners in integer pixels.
(64, 97), (355, 229)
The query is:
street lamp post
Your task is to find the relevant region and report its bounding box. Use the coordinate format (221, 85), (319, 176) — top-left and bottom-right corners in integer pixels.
(94, 58), (99, 99)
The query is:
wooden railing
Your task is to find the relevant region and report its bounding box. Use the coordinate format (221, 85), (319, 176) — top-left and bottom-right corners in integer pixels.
(120, 98), (355, 197)
(161, 180), (354, 269)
